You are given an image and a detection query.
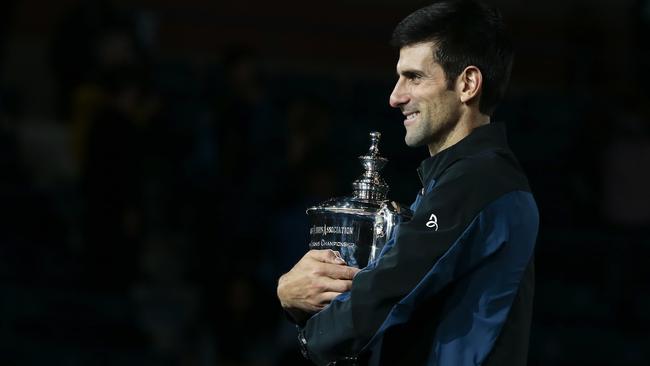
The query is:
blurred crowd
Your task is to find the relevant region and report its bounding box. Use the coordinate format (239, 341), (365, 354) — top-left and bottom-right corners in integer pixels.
(0, 0), (649, 365)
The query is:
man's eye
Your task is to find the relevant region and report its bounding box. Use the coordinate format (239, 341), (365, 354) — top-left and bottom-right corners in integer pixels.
(406, 73), (422, 81)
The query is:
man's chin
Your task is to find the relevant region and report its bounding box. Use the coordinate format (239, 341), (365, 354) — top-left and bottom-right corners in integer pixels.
(404, 134), (426, 148)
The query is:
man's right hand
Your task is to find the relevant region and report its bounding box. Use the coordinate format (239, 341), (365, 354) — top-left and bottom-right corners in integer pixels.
(277, 249), (360, 322)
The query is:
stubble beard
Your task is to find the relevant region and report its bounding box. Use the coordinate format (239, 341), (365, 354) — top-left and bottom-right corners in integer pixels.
(405, 112), (458, 152)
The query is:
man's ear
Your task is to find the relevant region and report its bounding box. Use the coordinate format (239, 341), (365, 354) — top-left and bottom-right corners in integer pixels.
(456, 66), (482, 104)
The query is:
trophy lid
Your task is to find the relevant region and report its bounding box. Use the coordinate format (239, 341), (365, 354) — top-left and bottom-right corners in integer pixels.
(352, 131), (389, 201)
(306, 131), (391, 216)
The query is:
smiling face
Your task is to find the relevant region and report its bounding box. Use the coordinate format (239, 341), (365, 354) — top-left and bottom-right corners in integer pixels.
(389, 42), (462, 152)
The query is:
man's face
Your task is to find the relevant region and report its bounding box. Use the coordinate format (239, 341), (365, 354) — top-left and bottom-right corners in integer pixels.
(389, 42), (461, 149)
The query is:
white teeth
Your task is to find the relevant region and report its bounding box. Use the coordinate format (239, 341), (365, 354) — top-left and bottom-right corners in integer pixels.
(406, 112), (419, 120)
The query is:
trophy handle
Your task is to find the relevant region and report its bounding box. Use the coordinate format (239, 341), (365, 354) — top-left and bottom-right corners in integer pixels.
(369, 202), (413, 264)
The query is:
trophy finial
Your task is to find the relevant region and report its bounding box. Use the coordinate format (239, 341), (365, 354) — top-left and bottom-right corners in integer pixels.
(353, 131), (389, 201)
(369, 131), (381, 155)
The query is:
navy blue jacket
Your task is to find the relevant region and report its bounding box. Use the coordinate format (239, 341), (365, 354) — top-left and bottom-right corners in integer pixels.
(299, 123), (539, 365)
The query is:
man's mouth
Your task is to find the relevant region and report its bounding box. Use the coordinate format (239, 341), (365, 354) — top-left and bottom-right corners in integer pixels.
(404, 111), (420, 124)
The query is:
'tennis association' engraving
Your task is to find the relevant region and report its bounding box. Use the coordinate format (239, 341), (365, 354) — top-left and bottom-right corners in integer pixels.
(309, 224), (355, 235)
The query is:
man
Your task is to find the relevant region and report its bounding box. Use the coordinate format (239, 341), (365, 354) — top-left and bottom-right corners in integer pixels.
(277, 1), (539, 365)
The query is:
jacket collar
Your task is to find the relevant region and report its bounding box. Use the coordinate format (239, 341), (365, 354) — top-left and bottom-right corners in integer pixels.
(416, 122), (509, 187)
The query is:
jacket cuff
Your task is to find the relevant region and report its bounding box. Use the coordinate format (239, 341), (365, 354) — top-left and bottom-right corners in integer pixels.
(297, 326), (310, 360)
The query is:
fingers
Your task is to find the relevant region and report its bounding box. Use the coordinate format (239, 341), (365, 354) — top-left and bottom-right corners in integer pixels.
(322, 263), (361, 280)
(306, 249), (361, 279)
(308, 249), (347, 265)
(321, 278), (353, 293)
(317, 291), (346, 305)
(302, 250), (360, 280)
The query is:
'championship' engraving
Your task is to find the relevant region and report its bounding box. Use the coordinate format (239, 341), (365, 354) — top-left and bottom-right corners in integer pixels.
(309, 240), (356, 248)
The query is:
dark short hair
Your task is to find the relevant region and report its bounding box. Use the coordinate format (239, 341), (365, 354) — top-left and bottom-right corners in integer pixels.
(391, 0), (513, 116)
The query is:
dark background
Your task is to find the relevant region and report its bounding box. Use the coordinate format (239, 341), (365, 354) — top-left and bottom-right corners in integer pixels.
(0, 0), (649, 365)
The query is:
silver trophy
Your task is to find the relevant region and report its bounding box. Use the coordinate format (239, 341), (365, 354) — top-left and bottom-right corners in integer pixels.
(306, 131), (413, 269)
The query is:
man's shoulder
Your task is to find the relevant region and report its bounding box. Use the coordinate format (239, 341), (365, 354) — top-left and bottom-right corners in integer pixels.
(437, 146), (530, 194)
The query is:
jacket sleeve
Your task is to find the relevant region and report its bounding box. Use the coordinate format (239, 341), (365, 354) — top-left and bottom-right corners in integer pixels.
(299, 161), (535, 365)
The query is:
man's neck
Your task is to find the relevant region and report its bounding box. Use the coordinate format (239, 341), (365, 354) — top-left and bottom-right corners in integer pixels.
(427, 114), (490, 156)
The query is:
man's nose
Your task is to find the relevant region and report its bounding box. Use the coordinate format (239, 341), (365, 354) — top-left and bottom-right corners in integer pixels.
(389, 81), (409, 108)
